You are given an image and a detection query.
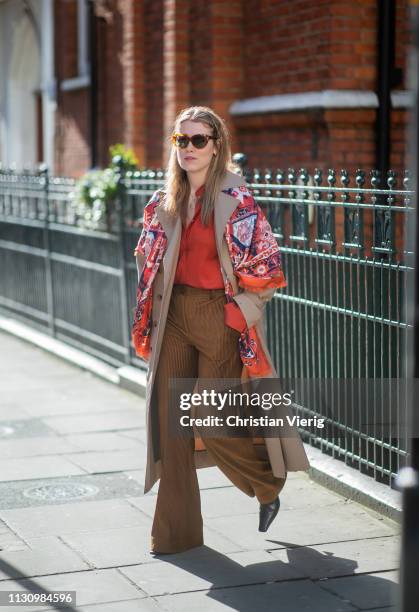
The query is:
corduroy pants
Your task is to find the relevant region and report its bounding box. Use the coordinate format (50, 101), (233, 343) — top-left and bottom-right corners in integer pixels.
(151, 284), (287, 553)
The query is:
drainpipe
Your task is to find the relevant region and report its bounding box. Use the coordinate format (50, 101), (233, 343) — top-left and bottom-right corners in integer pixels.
(88, 0), (98, 168)
(376, 0), (396, 182)
(41, 0), (56, 172)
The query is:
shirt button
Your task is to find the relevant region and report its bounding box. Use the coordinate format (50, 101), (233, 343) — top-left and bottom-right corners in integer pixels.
(157, 294), (163, 300)
(153, 321), (158, 328)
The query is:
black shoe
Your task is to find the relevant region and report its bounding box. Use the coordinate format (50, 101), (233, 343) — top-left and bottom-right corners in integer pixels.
(258, 496), (280, 532)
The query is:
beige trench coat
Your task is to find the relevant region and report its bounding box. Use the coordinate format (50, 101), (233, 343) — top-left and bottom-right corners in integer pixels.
(135, 169), (310, 494)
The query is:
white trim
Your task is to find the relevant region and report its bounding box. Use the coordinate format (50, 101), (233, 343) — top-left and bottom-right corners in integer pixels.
(391, 89), (414, 108)
(60, 0), (90, 91)
(230, 89), (414, 116)
(60, 74), (90, 91)
(77, 0), (89, 76)
(41, 0), (56, 172)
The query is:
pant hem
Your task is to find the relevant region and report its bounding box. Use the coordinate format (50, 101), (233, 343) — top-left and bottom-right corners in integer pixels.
(150, 538), (204, 555)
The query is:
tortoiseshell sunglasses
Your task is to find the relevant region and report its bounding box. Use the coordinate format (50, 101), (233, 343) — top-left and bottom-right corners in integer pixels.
(171, 132), (218, 149)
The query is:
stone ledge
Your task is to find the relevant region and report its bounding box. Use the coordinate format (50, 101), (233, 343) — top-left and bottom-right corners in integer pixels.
(229, 89), (413, 115)
(305, 444), (402, 524)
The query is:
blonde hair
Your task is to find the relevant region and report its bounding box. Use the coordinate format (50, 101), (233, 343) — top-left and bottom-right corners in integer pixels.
(161, 105), (239, 227)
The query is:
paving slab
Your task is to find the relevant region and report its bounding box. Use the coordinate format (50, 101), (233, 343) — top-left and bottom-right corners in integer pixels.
(64, 448), (144, 473)
(41, 410), (141, 435)
(0, 568), (146, 611)
(20, 394), (143, 417)
(120, 548), (306, 597)
(119, 499), (247, 555)
(0, 419), (56, 440)
(0, 519), (27, 552)
(61, 525), (156, 568)
(0, 536), (90, 581)
(0, 436), (78, 459)
(119, 428), (147, 444)
(0, 499), (151, 538)
(77, 600), (162, 612)
(0, 473), (144, 511)
(64, 432), (144, 452)
(200, 525), (245, 555)
(205, 501), (399, 551)
(123, 469), (149, 487)
(360, 608), (396, 612)
(317, 570), (400, 610)
(0, 405), (32, 419)
(0, 456), (85, 482)
(155, 579), (357, 612)
(1, 372), (87, 394)
(269, 535), (400, 579)
(198, 476), (346, 518)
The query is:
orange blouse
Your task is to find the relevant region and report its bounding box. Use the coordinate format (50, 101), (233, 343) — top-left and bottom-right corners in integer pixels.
(173, 184), (247, 333)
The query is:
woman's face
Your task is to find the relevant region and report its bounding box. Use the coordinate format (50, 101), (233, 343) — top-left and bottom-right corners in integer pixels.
(175, 120), (218, 176)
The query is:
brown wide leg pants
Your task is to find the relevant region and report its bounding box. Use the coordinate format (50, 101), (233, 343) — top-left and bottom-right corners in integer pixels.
(151, 284), (286, 553)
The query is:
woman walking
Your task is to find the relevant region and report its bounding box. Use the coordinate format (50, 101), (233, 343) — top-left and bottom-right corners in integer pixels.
(132, 106), (309, 554)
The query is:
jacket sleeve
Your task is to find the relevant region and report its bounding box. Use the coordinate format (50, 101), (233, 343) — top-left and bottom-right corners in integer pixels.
(133, 190), (161, 282)
(230, 196), (287, 329)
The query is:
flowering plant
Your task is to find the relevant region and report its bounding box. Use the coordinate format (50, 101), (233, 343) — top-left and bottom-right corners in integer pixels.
(69, 167), (118, 230)
(69, 144), (140, 230)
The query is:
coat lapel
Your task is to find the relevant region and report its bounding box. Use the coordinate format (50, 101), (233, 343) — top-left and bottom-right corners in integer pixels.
(215, 172), (246, 292)
(154, 197), (181, 292)
(214, 171), (246, 260)
(214, 189), (239, 266)
(154, 202), (180, 250)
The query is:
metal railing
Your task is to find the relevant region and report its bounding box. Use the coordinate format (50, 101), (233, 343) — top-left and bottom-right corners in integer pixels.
(0, 162), (414, 488)
(242, 165), (414, 488)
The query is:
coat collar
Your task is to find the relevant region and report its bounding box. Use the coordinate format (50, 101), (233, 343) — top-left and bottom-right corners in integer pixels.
(154, 169), (246, 254)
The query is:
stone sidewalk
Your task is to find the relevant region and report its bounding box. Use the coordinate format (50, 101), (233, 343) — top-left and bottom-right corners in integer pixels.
(0, 331), (401, 612)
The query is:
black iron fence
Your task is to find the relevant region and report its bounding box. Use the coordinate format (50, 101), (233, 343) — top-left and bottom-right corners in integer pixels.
(0, 162), (414, 488)
(243, 165), (413, 488)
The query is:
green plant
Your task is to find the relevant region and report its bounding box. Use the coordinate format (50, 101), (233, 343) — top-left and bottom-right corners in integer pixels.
(109, 143), (140, 173)
(69, 167), (118, 230)
(69, 144), (140, 229)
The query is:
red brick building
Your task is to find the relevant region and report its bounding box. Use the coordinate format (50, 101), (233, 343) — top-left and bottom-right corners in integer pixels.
(0, 0), (412, 180)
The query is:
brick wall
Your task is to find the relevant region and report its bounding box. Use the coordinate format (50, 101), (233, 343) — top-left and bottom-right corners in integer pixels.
(54, 0), (137, 176)
(53, 0), (411, 190)
(234, 0), (410, 179)
(242, 0), (334, 95)
(54, 0), (90, 176)
(94, 1), (124, 168)
(121, 0), (146, 164)
(144, 0), (164, 167)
